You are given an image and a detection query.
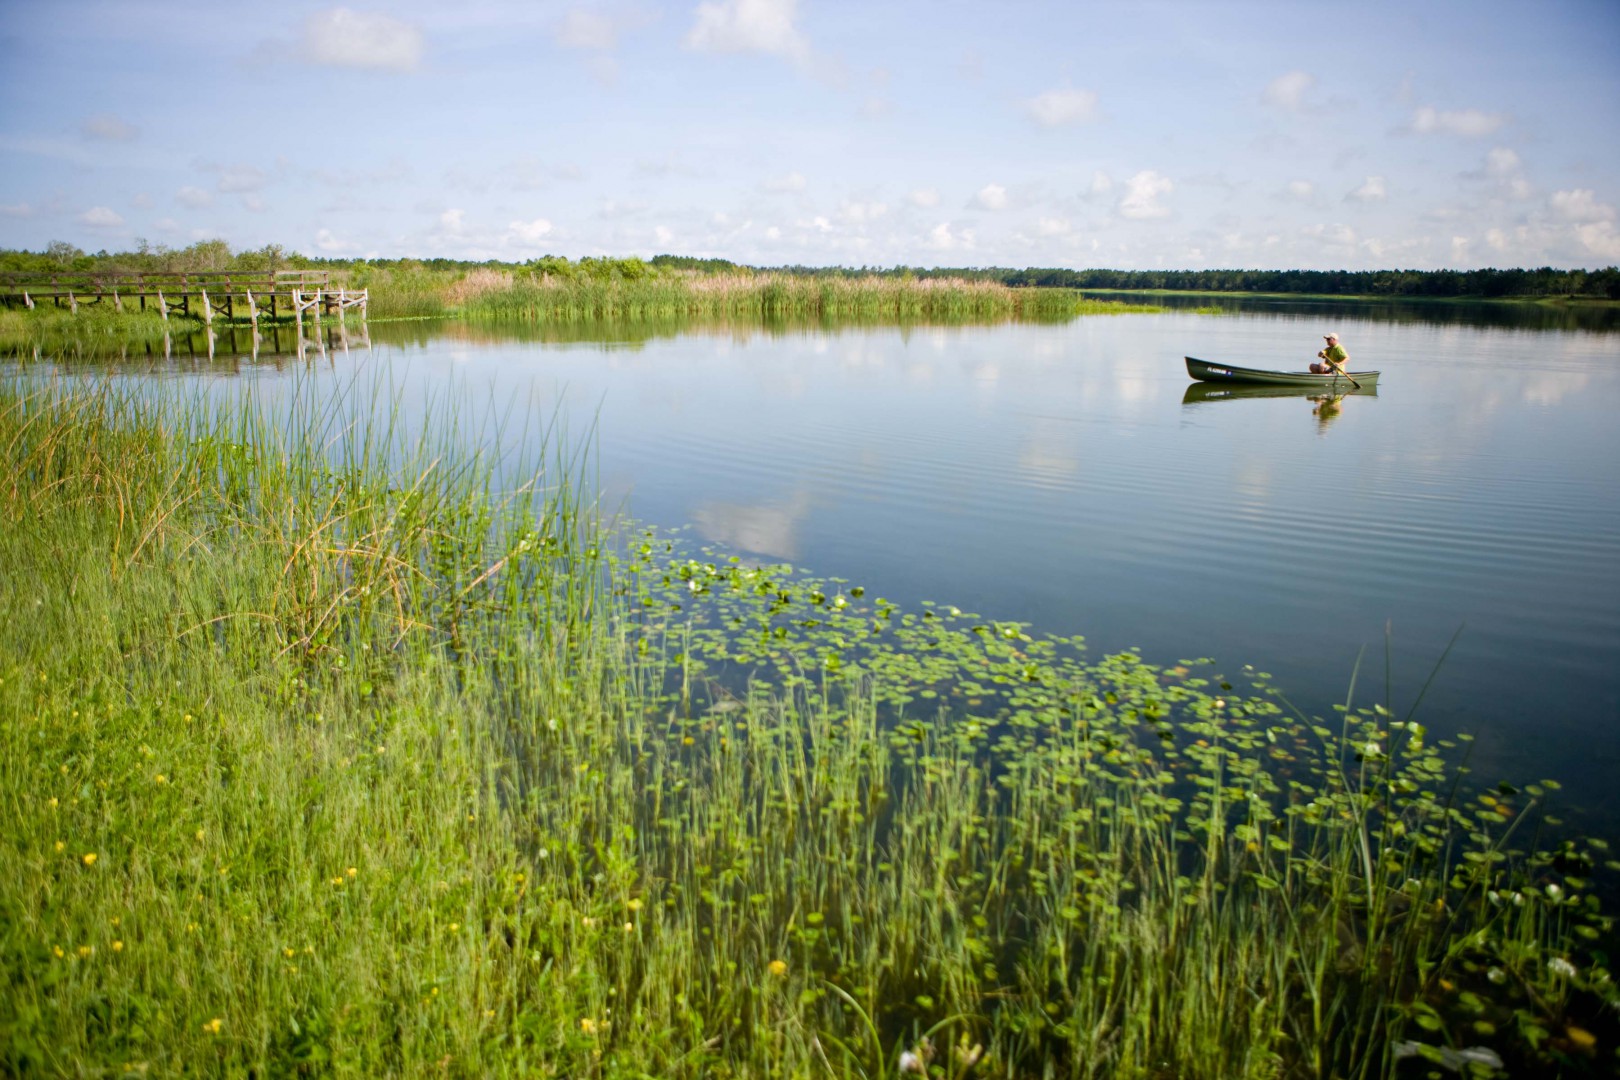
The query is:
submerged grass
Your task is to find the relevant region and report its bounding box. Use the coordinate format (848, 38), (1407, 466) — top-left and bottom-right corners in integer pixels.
(0, 375), (1614, 1077)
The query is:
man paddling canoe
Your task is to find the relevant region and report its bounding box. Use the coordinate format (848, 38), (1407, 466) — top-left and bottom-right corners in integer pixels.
(1311, 333), (1349, 375)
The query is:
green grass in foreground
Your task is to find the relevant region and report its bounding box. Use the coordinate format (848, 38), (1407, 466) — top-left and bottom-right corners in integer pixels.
(0, 376), (1614, 1077)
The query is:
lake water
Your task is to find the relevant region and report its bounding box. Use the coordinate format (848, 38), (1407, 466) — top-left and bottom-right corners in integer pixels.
(15, 302), (1620, 825)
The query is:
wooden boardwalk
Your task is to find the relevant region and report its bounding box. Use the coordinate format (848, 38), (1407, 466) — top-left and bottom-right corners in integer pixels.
(0, 269), (367, 323)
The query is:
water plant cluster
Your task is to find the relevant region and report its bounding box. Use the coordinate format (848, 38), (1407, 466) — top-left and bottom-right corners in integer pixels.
(1, 375), (1615, 1077)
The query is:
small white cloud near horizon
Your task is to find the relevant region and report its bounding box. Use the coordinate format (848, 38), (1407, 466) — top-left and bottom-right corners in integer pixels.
(2, 203), (35, 218)
(1118, 170), (1172, 220)
(79, 206), (124, 228)
(1036, 217), (1071, 237)
(839, 200), (887, 224)
(176, 186), (213, 209)
(509, 218), (554, 242)
(440, 208), (466, 234)
(1410, 105), (1504, 137)
(213, 164), (267, 193)
(1024, 86), (1098, 127)
(81, 113), (138, 141)
(685, 0), (809, 63)
(314, 228), (350, 253)
(301, 8), (424, 73)
(1262, 70), (1313, 110)
(974, 183), (1008, 210)
(908, 188), (940, 208)
(927, 221), (973, 251)
(1347, 176), (1387, 202)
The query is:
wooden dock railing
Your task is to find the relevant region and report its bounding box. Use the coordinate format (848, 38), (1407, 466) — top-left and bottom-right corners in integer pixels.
(0, 269), (366, 323)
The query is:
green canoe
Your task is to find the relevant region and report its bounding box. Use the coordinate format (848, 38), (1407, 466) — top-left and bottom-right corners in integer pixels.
(1185, 356), (1381, 387)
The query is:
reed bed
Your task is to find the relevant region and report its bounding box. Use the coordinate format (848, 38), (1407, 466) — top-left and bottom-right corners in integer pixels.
(0, 375), (1613, 1077)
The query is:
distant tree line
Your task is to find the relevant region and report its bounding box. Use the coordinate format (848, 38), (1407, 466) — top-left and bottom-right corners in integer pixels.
(4, 243), (1616, 300)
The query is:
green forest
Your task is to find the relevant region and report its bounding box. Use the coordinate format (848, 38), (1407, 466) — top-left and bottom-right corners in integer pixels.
(3, 240), (1616, 300)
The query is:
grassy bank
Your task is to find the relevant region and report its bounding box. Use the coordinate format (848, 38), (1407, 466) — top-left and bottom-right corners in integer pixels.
(1, 377), (1614, 1077)
(353, 263), (1155, 323)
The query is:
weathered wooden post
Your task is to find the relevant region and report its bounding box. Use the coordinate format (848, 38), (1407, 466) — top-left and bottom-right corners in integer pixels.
(69, 292), (78, 315)
(201, 289), (213, 325)
(22, 291), (32, 309)
(246, 289), (258, 328)
(156, 291), (169, 322)
(113, 290), (123, 313)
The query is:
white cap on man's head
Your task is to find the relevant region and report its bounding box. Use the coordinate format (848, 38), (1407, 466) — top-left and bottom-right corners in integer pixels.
(1323, 333), (1339, 342)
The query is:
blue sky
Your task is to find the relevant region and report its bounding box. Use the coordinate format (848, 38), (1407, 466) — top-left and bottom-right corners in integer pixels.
(2, 0), (1617, 269)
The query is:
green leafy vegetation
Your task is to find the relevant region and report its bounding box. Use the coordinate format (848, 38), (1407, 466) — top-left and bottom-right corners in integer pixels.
(2, 374), (1614, 1077)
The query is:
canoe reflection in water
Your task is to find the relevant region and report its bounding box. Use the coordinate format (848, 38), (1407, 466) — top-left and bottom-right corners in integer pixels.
(1180, 380), (1377, 433)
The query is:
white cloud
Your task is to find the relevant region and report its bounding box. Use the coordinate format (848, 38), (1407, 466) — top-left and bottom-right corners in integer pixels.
(1118, 170), (1172, 220)
(762, 171), (806, 193)
(1576, 221), (1620, 260)
(81, 113), (138, 141)
(684, 0), (808, 63)
(314, 228), (350, 253)
(79, 206), (124, 228)
(1087, 171), (1113, 198)
(1, 203), (34, 218)
(131, 192), (153, 209)
(213, 164), (267, 193)
(509, 217), (554, 242)
(908, 187), (940, 208)
(440, 208), (465, 234)
(1036, 217), (1071, 237)
(1485, 147), (1520, 176)
(301, 8), (424, 72)
(1410, 105), (1504, 137)
(654, 225), (674, 246)
(974, 183), (1008, 210)
(926, 222), (973, 251)
(1550, 188), (1613, 223)
(243, 195), (265, 212)
(554, 9), (617, 49)
(1347, 176), (1387, 202)
(1024, 86), (1098, 127)
(1286, 180), (1314, 200)
(839, 200), (887, 224)
(1262, 70), (1313, 110)
(764, 225), (781, 240)
(176, 186), (213, 208)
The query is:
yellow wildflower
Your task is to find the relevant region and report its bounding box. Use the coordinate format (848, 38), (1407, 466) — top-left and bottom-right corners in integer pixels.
(579, 1017), (599, 1034)
(155, 775), (167, 785)
(346, 867), (357, 878)
(448, 923), (460, 933)
(195, 829), (205, 842)
(53, 841), (65, 853)
(46, 797), (57, 809)
(202, 1017), (222, 1035)
(112, 941), (123, 952)
(626, 898), (643, 912)
(768, 959), (788, 977)
(52, 946), (63, 958)
(82, 853), (97, 866)
(78, 945), (93, 958)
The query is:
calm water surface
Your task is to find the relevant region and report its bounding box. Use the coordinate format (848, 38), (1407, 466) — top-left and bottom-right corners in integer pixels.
(21, 306), (1620, 823)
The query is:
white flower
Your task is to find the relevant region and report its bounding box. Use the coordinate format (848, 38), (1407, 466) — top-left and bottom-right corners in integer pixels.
(1545, 883), (1563, 900)
(1549, 957), (1578, 979)
(1363, 741), (1383, 758)
(898, 1051), (926, 1074)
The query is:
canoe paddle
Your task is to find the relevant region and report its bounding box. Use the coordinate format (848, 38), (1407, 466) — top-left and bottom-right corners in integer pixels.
(1326, 359), (1361, 391)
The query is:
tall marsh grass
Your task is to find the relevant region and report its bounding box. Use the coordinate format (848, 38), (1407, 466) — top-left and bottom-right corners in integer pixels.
(1, 375), (1613, 1077)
